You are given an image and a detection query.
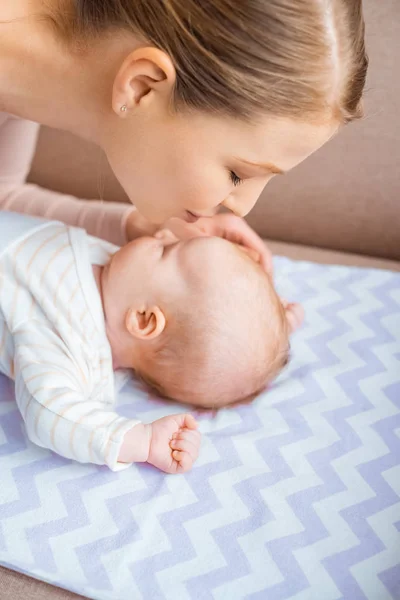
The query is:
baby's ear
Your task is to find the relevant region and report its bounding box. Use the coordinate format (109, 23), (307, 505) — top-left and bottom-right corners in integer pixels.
(125, 306), (166, 340)
(281, 299), (304, 334)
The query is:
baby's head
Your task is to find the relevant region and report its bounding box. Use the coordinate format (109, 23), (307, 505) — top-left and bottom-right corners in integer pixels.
(102, 234), (302, 408)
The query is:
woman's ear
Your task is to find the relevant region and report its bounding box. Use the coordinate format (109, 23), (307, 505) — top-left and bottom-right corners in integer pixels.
(112, 47), (176, 115)
(125, 306), (166, 341)
(281, 300), (305, 334)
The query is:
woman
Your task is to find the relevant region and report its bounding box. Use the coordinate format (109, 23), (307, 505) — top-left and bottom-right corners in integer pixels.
(0, 0), (367, 267)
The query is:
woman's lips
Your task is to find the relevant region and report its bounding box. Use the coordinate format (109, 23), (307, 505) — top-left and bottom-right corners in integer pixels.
(184, 209), (219, 222)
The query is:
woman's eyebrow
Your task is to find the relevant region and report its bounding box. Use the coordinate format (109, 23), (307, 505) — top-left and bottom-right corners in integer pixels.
(236, 158), (285, 175)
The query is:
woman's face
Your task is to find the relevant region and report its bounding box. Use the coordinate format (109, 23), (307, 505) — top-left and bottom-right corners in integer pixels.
(103, 106), (337, 225)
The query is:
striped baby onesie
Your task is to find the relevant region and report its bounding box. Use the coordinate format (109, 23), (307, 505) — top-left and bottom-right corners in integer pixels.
(0, 211), (139, 470)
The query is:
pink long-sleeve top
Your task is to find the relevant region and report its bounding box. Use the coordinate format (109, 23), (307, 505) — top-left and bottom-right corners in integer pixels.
(0, 112), (135, 246)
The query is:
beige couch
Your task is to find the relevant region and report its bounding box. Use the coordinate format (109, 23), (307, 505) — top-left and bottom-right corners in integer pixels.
(1, 0), (399, 598)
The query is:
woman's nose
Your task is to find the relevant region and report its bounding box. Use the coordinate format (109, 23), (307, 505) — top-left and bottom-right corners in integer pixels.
(222, 192), (259, 217)
(223, 178), (269, 216)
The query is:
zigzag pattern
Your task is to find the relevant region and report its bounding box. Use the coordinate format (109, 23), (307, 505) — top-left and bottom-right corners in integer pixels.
(0, 258), (399, 600)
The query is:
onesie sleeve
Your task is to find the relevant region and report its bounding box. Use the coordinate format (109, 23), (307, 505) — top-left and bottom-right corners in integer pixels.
(13, 326), (141, 471)
(0, 115), (135, 246)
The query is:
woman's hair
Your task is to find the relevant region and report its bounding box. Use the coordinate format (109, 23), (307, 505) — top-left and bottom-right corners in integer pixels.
(53, 0), (368, 123)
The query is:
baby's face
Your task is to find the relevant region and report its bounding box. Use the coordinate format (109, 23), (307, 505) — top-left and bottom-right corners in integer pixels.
(107, 233), (244, 311)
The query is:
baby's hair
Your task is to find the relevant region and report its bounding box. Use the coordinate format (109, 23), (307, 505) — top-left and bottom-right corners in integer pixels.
(138, 324), (290, 409)
(49, 0), (367, 124)
(137, 252), (291, 409)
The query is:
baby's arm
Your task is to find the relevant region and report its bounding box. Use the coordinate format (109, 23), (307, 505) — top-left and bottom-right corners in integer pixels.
(13, 326), (200, 472)
(0, 115), (137, 246)
(14, 344), (137, 469)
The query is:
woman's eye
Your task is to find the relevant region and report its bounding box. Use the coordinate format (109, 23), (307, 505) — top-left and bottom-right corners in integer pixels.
(229, 170), (243, 187)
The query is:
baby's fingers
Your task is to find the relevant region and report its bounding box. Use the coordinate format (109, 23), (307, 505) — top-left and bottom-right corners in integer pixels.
(173, 413), (198, 431)
(170, 437), (199, 459)
(172, 429), (201, 447)
(172, 450), (193, 472)
(280, 298), (305, 333)
(175, 428), (201, 439)
(183, 414), (198, 430)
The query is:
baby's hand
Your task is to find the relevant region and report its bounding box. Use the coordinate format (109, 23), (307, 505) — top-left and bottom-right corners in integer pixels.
(147, 414), (201, 474)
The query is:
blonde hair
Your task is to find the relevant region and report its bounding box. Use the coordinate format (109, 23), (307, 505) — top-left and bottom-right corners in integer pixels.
(51, 0), (367, 123)
(138, 251), (290, 408)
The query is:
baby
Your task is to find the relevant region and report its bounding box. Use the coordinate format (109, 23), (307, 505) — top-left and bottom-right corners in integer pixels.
(0, 211), (302, 474)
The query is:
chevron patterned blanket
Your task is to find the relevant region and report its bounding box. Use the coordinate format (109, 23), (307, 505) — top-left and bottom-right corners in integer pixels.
(0, 257), (399, 600)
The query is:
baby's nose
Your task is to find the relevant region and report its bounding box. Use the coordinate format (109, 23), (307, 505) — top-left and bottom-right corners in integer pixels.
(157, 218), (208, 242)
(154, 228), (179, 245)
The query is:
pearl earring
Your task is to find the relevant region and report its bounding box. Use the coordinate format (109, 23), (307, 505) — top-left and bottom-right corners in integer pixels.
(120, 104), (127, 113)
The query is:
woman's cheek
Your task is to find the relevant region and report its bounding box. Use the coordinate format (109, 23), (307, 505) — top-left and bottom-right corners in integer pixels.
(188, 174), (229, 212)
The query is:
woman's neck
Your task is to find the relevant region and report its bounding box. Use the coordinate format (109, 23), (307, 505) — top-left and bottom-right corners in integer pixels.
(0, 0), (132, 145)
